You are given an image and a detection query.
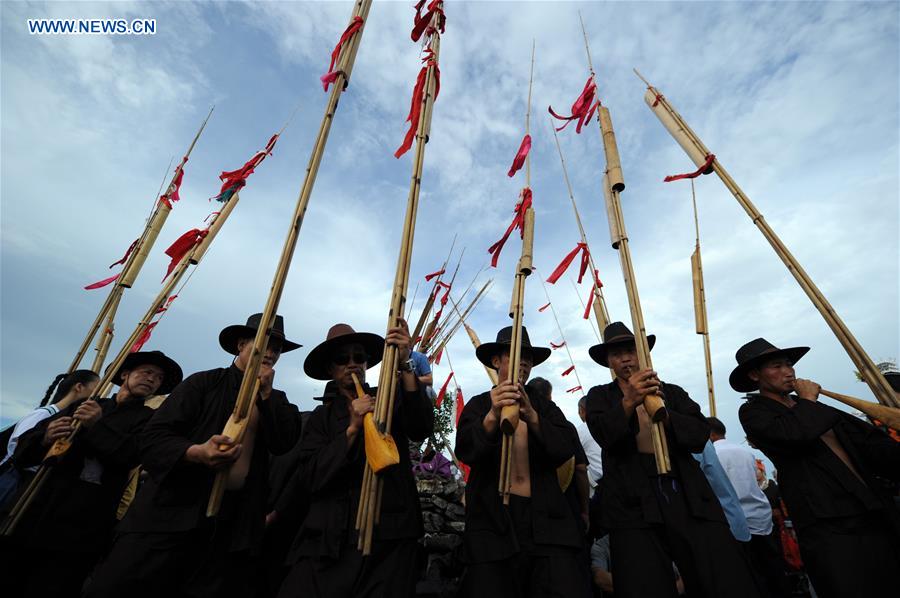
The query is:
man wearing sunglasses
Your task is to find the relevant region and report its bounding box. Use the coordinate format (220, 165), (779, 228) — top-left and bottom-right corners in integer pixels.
(278, 320), (434, 598)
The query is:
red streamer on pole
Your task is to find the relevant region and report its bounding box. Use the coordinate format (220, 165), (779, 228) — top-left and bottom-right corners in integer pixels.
(507, 134), (531, 178)
(108, 238), (139, 269)
(211, 134), (279, 202)
(412, 0), (446, 42)
(566, 385), (583, 394)
(562, 365), (575, 376)
(454, 387), (465, 426)
(663, 154), (716, 182)
(155, 295), (178, 314)
(487, 188), (533, 267)
(84, 273), (121, 290)
(435, 371), (454, 408)
(424, 268), (445, 282)
(160, 156), (189, 209)
(162, 228), (208, 281)
(583, 269), (603, 320)
(551, 341), (566, 350)
(321, 16), (365, 92)
(546, 242), (590, 284)
(395, 49), (441, 159)
(130, 321), (158, 353)
(548, 76), (600, 134)
(538, 302), (551, 313)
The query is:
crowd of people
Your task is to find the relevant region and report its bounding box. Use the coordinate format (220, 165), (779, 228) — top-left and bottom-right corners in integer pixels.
(0, 313), (898, 598)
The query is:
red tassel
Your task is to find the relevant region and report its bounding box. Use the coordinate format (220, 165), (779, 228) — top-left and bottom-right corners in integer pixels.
(162, 228), (208, 280)
(487, 188), (533, 267)
(130, 322), (158, 353)
(108, 238), (139, 269)
(538, 302), (551, 313)
(454, 387), (465, 426)
(566, 385), (583, 394)
(160, 156), (188, 209)
(424, 268), (445, 282)
(435, 371), (454, 408)
(562, 365), (575, 376)
(321, 16), (365, 92)
(546, 242), (589, 284)
(412, 0), (446, 42)
(507, 134), (531, 177)
(211, 134), (279, 202)
(395, 51), (440, 159)
(548, 76), (600, 134)
(663, 154), (716, 182)
(551, 341), (566, 350)
(85, 272), (120, 290)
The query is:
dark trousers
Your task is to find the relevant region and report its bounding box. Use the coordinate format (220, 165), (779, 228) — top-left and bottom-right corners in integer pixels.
(0, 544), (100, 598)
(747, 531), (791, 598)
(458, 495), (589, 598)
(797, 513), (900, 598)
(278, 537), (419, 598)
(83, 529), (254, 598)
(609, 476), (764, 598)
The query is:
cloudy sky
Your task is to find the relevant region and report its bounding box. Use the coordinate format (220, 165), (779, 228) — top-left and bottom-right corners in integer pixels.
(2, 1), (897, 466)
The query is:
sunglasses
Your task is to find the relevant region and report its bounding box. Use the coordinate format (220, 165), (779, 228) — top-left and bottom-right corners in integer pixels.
(332, 352), (369, 366)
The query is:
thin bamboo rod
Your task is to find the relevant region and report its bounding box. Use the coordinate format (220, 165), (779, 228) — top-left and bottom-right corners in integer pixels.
(638, 72), (899, 409)
(539, 277), (584, 396)
(690, 180), (716, 416)
(463, 321), (500, 386)
(420, 248), (465, 351)
(411, 236), (456, 346)
(570, 277), (602, 343)
(91, 301), (119, 374)
(428, 278), (492, 360)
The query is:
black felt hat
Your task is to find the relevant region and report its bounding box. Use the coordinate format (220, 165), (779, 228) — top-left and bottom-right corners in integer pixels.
(219, 313), (301, 356)
(303, 323), (385, 381)
(112, 350), (183, 395)
(588, 322), (656, 368)
(475, 326), (551, 370)
(729, 338), (810, 393)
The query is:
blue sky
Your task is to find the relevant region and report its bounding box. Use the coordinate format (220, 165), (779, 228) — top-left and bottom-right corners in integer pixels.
(2, 1), (898, 467)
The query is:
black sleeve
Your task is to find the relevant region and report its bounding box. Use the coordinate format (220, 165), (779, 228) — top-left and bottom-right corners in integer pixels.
(300, 405), (362, 495)
(662, 384), (711, 454)
(454, 393), (500, 464)
(83, 405), (153, 468)
(12, 406), (76, 467)
(739, 398), (843, 450)
(529, 398), (577, 467)
(586, 385), (637, 450)
(844, 416), (900, 481)
(398, 382), (434, 443)
(257, 390), (301, 456)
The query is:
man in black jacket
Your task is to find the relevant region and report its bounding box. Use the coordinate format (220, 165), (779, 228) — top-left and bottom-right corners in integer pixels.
(455, 326), (586, 598)
(586, 322), (761, 598)
(85, 314), (302, 598)
(278, 321), (433, 598)
(1, 350), (182, 598)
(734, 337), (900, 598)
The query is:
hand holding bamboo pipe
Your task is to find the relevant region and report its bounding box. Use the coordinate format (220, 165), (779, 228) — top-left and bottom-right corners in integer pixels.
(352, 373), (400, 472)
(792, 379), (900, 431)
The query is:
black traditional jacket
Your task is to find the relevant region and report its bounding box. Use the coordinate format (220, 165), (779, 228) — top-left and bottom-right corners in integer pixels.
(286, 380), (433, 563)
(739, 394), (900, 532)
(118, 364), (301, 553)
(13, 396), (153, 552)
(455, 390), (582, 563)
(586, 380), (725, 530)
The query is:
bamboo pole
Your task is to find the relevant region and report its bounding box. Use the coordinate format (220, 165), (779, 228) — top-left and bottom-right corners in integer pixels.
(637, 71), (899, 409)
(356, 7), (443, 554)
(689, 180), (716, 416)
(420, 248), (465, 352)
(411, 237), (456, 347)
(91, 304), (118, 374)
(539, 277), (584, 395)
(427, 278), (492, 361)
(66, 108), (214, 375)
(570, 277), (602, 343)
(463, 321), (500, 386)
(205, 0), (375, 519)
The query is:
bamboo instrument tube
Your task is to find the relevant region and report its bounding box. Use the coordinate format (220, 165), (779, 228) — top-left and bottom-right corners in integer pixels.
(689, 181), (716, 415)
(691, 250), (707, 334)
(603, 174), (624, 250)
(820, 388), (900, 430)
(464, 322), (500, 385)
(520, 209), (535, 274)
(598, 108), (624, 192)
(640, 75), (899, 409)
(120, 204), (171, 288)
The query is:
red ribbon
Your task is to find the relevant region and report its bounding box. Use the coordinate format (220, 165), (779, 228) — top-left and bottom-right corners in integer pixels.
(412, 0), (446, 42)
(424, 268), (445, 282)
(562, 365), (575, 376)
(583, 269), (603, 320)
(435, 371), (454, 408)
(548, 76), (600, 134)
(395, 50), (441, 158)
(321, 16), (365, 92)
(663, 154), (716, 183)
(546, 242), (590, 284)
(108, 238), (139, 269)
(551, 341), (566, 350)
(155, 295), (178, 314)
(507, 134), (531, 178)
(160, 156), (189, 209)
(566, 386), (583, 394)
(538, 302), (551, 313)
(487, 188), (533, 267)
(433, 347), (444, 365)
(84, 272), (120, 290)
(454, 387), (465, 426)
(130, 322), (158, 353)
(163, 228), (208, 280)
(652, 92), (664, 107)
(212, 134), (279, 202)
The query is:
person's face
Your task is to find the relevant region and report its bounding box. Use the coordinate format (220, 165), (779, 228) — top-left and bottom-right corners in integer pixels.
(328, 342), (369, 390)
(578, 404), (587, 422)
(74, 378), (100, 400)
(491, 351), (533, 384)
(122, 364), (166, 398)
(749, 357), (795, 395)
(236, 336), (283, 368)
(607, 342), (639, 379)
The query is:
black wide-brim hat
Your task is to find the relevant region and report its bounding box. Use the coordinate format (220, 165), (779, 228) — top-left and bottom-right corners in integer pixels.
(304, 323), (385, 381)
(588, 321), (655, 368)
(475, 326), (551, 370)
(112, 350), (183, 395)
(219, 313), (301, 356)
(729, 338), (810, 393)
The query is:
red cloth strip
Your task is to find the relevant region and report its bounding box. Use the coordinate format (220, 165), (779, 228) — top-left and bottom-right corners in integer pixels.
(412, 0), (446, 42)
(551, 341), (566, 350)
(212, 134), (279, 202)
(507, 134), (531, 177)
(162, 228), (208, 280)
(562, 365), (575, 376)
(321, 16), (365, 92)
(395, 51), (440, 158)
(435, 371), (454, 408)
(582, 269), (602, 320)
(538, 302), (551, 313)
(160, 156), (189, 209)
(546, 242), (589, 284)
(548, 76), (600, 134)
(108, 238), (139, 269)
(84, 272), (120, 290)
(663, 154), (715, 183)
(130, 322), (158, 353)
(454, 387), (465, 426)
(652, 92), (664, 107)
(566, 385), (583, 394)
(487, 188), (533, 267)
(433, 347), (444, 365)
(155, 294), (178, 314)
(424, 268), (445, 282)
